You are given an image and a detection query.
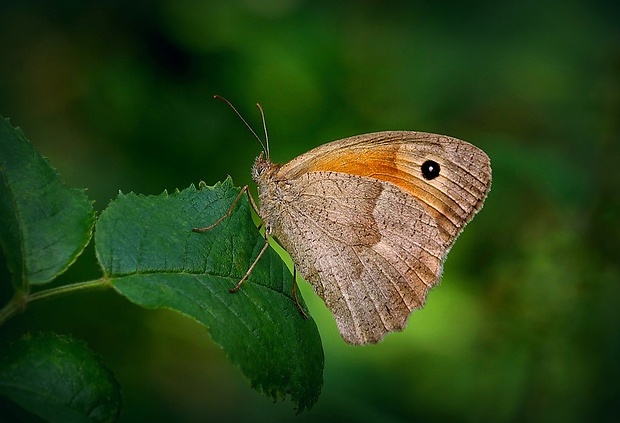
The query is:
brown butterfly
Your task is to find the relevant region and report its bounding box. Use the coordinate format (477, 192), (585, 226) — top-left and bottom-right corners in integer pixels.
(195, 97), (492, 345)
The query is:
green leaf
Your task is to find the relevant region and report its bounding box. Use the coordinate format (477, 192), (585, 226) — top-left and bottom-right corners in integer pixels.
(0, 116), (95, 288)
(0, 333), (121, 423)
(95, 179), (324, 411)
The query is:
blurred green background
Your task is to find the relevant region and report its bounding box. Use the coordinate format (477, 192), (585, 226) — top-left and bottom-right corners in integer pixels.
(0, 0), (618, 422)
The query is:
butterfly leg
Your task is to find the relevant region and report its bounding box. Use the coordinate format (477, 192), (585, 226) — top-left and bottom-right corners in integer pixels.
(229, 232), (309, 321)
(292, 267), (309, 320)
(230, 231), (270, 293)
(192, 185), (260, 232)
(192, 184), (268, 293)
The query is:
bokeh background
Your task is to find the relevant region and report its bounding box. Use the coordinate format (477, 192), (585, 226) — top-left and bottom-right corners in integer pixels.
(1, 0), (618, 422)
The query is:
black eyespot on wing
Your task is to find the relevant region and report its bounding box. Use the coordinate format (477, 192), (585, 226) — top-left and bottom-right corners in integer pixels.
(421, 160), (440, 180)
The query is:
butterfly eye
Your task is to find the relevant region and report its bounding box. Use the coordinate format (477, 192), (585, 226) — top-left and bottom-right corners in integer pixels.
(421, 160), (440, 180)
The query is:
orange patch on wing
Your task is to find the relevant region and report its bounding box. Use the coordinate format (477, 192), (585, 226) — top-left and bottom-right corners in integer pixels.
(303, 147), (456, 233)
(304, 147), (425, 198)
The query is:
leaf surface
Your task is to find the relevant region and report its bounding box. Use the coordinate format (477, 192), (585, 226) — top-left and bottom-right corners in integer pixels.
(0, 333), (121, 423)
(95, 180), (323, 410)
(0, 116), (94, 287)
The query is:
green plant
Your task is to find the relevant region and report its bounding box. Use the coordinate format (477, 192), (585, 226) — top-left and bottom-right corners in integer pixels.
(0, 116), (324, 422)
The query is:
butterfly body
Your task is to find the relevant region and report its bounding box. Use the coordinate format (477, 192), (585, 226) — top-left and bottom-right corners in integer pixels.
(252, 131), (491, 345)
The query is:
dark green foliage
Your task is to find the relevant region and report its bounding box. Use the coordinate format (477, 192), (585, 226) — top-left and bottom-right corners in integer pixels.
(0, 114), (324, 421)
(0, 117), (94, 288)
(0, 333), (121, 423)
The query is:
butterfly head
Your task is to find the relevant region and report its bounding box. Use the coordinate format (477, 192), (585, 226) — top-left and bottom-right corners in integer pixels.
(251, 152), (280, 185)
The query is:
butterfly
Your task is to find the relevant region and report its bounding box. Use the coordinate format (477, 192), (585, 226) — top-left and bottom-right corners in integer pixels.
(196, 97), (492, 344)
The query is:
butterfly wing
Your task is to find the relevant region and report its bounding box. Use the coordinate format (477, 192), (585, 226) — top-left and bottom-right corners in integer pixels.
(270, 172), (445, 344)
(282, 131), (491, 244)
(266, 131), (491, 344)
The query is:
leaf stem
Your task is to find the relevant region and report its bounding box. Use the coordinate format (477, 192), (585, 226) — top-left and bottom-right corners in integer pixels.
(28, 278), (111, 302)
(0, 278), (111, 326)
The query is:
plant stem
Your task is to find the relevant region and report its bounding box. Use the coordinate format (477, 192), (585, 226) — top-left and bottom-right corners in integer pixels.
(0, 292), (25, 327)
(0, 278), (111, 326)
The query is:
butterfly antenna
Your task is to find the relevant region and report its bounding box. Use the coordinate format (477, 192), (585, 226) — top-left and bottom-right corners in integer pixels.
(256, 102), (270, 159)
(213, 95), (267, 154)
